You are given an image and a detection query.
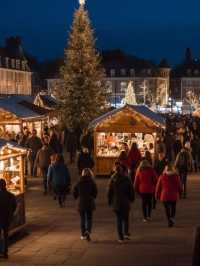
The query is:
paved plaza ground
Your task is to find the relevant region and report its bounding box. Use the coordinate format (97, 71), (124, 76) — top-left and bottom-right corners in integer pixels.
(2, 167), (200, 266)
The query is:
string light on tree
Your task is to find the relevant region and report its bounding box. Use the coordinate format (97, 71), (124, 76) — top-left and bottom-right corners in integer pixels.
(79, 0), (85, 6)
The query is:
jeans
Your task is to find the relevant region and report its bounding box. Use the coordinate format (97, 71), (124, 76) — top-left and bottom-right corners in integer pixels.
(163, 201), (176, 222)
(179, 171), (187, 196)
(79, 210), (93, 236)
(115, 210), (130, 240)
(0, 227), (8, 256)
(141, 193), (153, 219)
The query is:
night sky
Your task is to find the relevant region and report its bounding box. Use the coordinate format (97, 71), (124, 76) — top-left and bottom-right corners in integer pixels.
(1, 0), (200, 64)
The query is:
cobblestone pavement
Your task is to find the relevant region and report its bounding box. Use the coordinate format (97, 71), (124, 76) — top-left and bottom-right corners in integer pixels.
(2, 167), (200, 266)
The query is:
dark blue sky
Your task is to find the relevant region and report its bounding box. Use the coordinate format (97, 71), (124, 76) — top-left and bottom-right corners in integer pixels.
(1, 0), (200, 64)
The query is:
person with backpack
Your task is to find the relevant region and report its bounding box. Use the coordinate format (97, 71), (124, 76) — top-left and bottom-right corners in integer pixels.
(73, 168), (98, 242)
(155, 163), (182, 227)
(134, 160), (157, 222)
(108, 164), (135, 243)
(174, 142), (192, 198)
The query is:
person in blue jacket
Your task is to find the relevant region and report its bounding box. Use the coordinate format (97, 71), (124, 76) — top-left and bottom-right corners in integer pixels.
(47, 154), (71, 207)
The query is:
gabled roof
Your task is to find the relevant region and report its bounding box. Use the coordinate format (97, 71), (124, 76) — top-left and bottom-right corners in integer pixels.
(0, 139), (26, 152)
(89, 104), (165, 131)
(0, 96), (47, 120)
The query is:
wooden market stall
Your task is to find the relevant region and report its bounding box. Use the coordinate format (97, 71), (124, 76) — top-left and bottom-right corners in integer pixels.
(0, 139), (26, 235)
(89, 104), (165, 176)
(0, 96), (48, 138)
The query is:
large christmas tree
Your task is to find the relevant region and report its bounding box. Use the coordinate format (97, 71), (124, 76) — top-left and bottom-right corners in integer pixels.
(59, 0), (106, 129)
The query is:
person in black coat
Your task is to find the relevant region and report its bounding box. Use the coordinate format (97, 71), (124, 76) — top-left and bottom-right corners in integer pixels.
(0, 179), (17, 259)
(108, 164), (135, 243)
(77, 147), (94, 175)
(73, 168), (98, 241)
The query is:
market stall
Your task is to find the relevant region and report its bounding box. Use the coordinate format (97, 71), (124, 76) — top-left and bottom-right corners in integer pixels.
(0, 139), (26, 235)
(89, 105), (165, 175)
(0, 96), (48, 138)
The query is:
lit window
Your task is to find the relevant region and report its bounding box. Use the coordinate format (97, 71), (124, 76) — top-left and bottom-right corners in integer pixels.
(120, 81), (127, 92)
(106, 81), (113, 93)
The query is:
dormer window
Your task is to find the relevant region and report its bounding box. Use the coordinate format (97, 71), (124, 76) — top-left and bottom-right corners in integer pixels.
(5, 57), (9, 68)
(110, 69), (115, 77)
(11, 59), (15, 69)
(22, 61), (26, 71)
(16, 60), (20, 70)
(120, 68), (126, 76)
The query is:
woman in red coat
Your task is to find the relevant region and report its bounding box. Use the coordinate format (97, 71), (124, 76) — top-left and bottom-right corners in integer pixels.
(134, 160), (157, 222)
(127, 142), (142, 183)
(155, 162), (182, 227)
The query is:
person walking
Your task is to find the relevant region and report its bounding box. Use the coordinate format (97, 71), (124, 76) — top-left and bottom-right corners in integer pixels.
(47, 154), (71, 207)
(127, 142), (142, 183)
(155, 163), (182, 227)
(0, 179), (17, 259)
(174, 143), (192, 198)
(34, 136), (54, 195)
(134, 160), (157, 222)
(26, 129), (42, 177)
(73, 168), (97, 241)
(77, 147), (94, 175)
(108, 164), (135, 243)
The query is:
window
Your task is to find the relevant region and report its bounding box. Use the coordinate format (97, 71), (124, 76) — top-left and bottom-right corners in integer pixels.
(110, 69), (115, 77)
(147, 69), (152, 75)
(120, 82), (127, 92)
(5, 57), (9, 68)
(187, 69), (192, 75)
(16, 60), (20, 70)
(120, 69), (126, 76)
(194, 69), (199, 76)
(130, 69), (135, 76)
(11, 59), (15, 69)
(106, 81), (113, 93)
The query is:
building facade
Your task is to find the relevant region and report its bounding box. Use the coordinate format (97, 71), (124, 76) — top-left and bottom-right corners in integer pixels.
(0, 37), (32, 95)
(103, 51), (170, 107)
(45, 50), (171, 108)
(171, 48), (200, 105)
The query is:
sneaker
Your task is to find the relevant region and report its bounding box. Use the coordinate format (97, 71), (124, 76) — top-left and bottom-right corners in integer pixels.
(143, 219), (148, 223)
(118, 239), (124, 244)
(80, 235), (87, 240)
(147, 217), (152, 221)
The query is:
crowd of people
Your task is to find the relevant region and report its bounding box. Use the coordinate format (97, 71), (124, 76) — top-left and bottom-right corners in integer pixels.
(0, 114), (200, 258)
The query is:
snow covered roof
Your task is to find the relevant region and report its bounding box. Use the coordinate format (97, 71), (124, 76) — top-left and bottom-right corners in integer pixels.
(0, 96), (47, 120)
